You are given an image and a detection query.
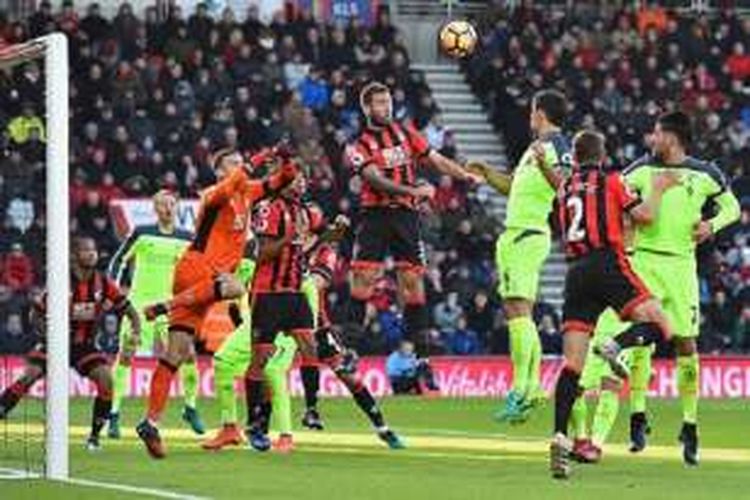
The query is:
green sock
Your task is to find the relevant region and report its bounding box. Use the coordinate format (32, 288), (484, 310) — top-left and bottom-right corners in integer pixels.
(111, 360), (130, 415)
(302, 277), (320, 329)
(629, 346), (651, 414)
(508, 316), (535, 396)
(265, 337), (296, 435)
(527, 331), (542, 397)
(215, 357), (238, 425)
(592, 390), (619, 447)
(569, 397), (588, 440)
(677, 354), (699, 424)
(265, 364), (292, 435)
(181, 361), (200, 410)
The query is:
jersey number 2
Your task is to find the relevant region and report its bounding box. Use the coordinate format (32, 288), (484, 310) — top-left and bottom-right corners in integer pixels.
(566, 196), (586, 242)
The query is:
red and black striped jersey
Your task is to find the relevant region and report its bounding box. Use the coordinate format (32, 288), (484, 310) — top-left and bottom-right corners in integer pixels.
(345, 121), (431, 210)
(35, 271), (127, 345)
(557, 167), (641, 260)
(251, 198), (326, 293)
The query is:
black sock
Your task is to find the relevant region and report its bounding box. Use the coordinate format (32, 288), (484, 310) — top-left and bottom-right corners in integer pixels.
(613, 323), (663, 349)
(301, 365), (320, 410)
(554, 367), (581, 436)
(403, 304), (430, 357)
(91, 397), (112, 439)
(352, 387), (385, 428)
(244, 378), (265, 429)
(258, 400), (272, 434)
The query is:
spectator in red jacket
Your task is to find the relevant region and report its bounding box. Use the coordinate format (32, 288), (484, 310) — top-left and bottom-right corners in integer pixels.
(1, 243), (34, 292)
(726, 42), (750, 81)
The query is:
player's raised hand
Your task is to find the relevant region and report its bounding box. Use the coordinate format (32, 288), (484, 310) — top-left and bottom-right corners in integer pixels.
(653, 171), (681, 191)
(693, 220), (713, 243)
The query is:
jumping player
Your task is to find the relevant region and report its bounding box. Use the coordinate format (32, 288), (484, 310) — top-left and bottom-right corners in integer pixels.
(621, 111), (740, 465)
(106, 190), (204, 439)
(345, 81), (483, 388)
(547, 130), (681, 479)
(0, 236), (140, 450)
(135, 146), (298, 459)
(494, 89), (572, 423)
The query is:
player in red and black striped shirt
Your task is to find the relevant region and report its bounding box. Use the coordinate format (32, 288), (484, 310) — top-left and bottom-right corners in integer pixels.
(0, 236), (141, 450)
(245, 169), (405, 450)
(345, 81), (484, 377)
(547, 130), (682, 478)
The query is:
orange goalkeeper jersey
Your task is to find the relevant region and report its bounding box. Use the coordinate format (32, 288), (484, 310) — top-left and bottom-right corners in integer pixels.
(188, 164), (296, 274)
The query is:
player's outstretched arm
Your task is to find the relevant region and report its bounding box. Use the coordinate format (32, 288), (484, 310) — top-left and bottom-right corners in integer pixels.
(426, 150), (484, 185)
(465, 160), (512, 195)
(629, 171), (681, 224)
(361, 164), (424, 198)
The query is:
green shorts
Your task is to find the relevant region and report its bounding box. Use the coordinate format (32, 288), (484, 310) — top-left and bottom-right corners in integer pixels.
(495, 227), (551, 301)
(632, 251), (699, 338)
(215, 320), (298, 377)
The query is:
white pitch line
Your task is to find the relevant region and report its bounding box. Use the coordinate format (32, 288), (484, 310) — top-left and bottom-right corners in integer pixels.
(0, 466), (41, 480)
(0, 466), (208, 499)
(59, 477), (210, 500)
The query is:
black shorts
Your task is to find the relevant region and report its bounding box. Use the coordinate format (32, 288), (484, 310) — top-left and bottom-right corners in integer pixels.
(251, 292), (314, 343)
(26, 340), (109, 377)
(562, 249), (651, 333)
(353, 207), (426, 268)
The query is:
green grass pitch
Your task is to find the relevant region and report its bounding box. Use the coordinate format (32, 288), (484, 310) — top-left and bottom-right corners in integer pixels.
(1, 396), (749, 499)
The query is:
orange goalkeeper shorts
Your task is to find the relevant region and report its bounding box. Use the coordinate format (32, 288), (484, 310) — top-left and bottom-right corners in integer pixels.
(168, 250), (216, 336)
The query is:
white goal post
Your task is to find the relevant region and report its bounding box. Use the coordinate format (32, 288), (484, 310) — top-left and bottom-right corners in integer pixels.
(45, 32), (71, 481)
(1, 32), (71, 480)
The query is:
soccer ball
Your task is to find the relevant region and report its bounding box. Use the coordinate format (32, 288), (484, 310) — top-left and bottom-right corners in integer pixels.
(439, 20), (478, 59)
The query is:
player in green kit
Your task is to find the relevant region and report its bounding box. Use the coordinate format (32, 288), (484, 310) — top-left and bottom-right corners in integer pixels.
(107, 190), (205, 438)
(201, 257), (299, 452)
(568, 309), (635, 463)
(622, 111), (740, 465)
(494, 90), (572, 423)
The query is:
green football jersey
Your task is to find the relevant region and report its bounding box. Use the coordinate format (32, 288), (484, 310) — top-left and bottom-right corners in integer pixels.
(107, 224), (192, 303)
(504, 132), (572, 232)
(624, 155), (740, 257)
(235, 258), (256, 287)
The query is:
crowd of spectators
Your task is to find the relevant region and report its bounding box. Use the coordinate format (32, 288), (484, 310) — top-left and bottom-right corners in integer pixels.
(1, 2), (749, 357)
(0, 1), (483, 356)
(466, 2), (750, 354)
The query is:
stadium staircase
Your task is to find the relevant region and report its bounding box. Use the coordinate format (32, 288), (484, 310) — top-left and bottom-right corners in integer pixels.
(413, 63), (566, 308)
